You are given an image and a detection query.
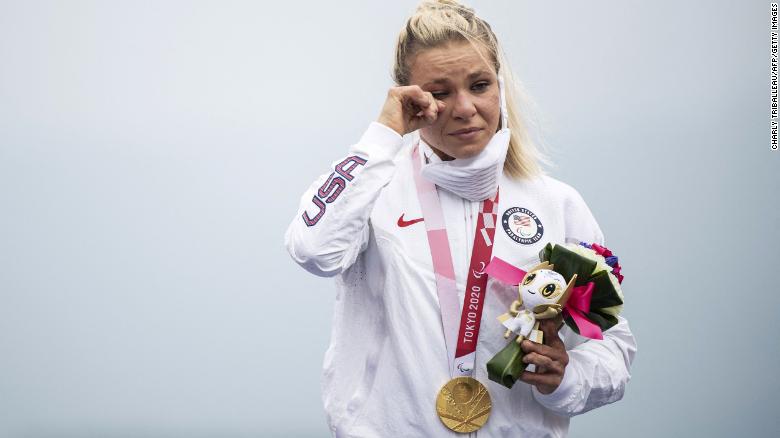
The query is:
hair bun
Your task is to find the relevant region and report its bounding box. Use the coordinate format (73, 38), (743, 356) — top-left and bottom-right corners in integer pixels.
(417, 0), (475, 17)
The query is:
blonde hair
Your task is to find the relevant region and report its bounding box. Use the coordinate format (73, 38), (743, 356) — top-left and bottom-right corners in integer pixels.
(392, 0), (552, 180)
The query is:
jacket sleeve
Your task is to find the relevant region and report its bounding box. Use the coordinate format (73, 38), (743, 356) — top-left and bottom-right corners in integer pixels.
(283, 122), (404, 277)
(531, 186), (638, 417)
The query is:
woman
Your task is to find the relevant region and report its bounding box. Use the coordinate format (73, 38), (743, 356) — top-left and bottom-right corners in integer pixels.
(284, 1), (636, 436)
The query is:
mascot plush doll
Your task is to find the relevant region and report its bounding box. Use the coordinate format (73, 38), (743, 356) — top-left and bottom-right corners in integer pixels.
(496, 262), (577, 347)
(485, 242), (625, 389)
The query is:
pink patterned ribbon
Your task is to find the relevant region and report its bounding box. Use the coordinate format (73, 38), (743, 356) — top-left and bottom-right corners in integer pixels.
(563, 282), (603, 340)
(411, 143), (499, 377)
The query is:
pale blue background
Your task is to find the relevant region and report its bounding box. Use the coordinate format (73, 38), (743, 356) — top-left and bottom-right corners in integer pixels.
(0, 0), (776, 437)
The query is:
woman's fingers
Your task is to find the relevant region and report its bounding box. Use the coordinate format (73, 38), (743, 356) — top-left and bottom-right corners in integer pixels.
(405, 85), (431, 107)
(522, 352), (563, 375)
(377, 85), (444, 135)
(424, 99), (445, 122)
(411, 93), (438, 122)
(521, 339), (566, 363)
(398, 85), (441, 123)
(517, 321), (569, 394)
(538, 316), (565, 347)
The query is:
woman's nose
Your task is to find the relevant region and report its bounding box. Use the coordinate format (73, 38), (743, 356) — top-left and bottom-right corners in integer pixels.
(451, 91), (477, 120)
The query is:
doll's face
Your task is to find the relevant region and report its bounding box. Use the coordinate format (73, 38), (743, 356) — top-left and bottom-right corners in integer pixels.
(519, 269), (566, 311)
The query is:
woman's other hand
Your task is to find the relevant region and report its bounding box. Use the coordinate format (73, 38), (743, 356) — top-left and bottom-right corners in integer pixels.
(376, 85), (446, 136)
(518, 314), (569, 395)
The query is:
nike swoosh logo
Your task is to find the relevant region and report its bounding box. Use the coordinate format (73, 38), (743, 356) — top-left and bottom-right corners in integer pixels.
(397, 214), (424, 228)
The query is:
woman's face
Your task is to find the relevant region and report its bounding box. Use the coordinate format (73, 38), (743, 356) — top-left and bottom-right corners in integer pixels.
(408, 40), (500, 160)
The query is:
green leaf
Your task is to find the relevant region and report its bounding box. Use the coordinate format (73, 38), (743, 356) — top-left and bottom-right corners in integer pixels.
(486, 338), (527, 388)
(587, 271), (623, 309)
(547, 245), (597, 286)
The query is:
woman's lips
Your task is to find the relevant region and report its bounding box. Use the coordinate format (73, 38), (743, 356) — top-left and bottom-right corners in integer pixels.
(449, 128), (483, 140)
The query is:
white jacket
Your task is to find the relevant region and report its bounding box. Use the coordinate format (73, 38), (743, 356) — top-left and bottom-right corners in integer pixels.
(284, 122), (637, 438)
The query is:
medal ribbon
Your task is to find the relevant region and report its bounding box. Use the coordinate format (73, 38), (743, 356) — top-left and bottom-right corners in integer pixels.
(412, 143), (499, 378)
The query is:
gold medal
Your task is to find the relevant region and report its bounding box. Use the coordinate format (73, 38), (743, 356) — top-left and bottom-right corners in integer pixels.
(435, 376), (492, 433)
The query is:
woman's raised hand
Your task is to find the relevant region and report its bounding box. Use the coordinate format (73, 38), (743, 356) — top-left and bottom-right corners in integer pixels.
(376, 85), (446, 136)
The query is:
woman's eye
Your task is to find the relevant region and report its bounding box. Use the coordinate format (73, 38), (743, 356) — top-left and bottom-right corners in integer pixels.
(430, 82), (489, 98)
(472, 82), (490, 92)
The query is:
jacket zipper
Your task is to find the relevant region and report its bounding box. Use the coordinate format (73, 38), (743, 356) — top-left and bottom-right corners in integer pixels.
(464, 197), (471, 259)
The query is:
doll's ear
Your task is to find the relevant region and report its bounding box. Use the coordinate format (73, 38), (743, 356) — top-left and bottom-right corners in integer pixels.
(558, 274), (578, 306)
(528, 261), (554, 273)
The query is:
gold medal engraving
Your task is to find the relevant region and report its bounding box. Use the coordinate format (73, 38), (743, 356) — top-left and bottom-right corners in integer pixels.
(435, 377), (492, 433)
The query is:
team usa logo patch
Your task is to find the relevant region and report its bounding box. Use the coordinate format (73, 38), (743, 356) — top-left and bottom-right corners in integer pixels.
(501, 207), (543, 245)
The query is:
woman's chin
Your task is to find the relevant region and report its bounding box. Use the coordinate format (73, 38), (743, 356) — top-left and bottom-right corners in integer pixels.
(428, 137), (490, 160)
(450, 143), (489, 159)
